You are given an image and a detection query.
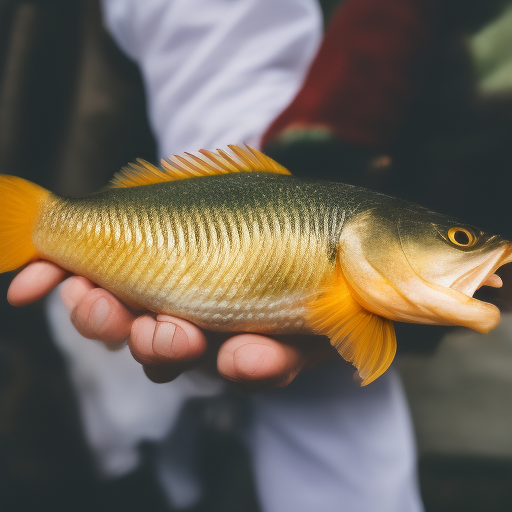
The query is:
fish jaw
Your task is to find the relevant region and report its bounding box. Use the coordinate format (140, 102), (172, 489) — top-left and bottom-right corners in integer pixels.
(437, 242), (512, 332)
(450, 243), (512, 297)
(349, 265), (503, 333)
(392, 242), (512, 333)
(418, 280), (501, 333)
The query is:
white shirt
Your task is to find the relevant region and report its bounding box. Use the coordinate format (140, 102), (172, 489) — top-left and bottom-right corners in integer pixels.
(102, 0), (322, 158)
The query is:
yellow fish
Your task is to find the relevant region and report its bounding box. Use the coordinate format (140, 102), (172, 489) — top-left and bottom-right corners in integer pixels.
(1, 145), (511, 385)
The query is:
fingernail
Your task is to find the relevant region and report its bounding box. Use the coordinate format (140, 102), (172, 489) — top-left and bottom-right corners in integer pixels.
(89, 297), (111, 334)
(153, 322), (189, 359)
(233, 344), (273, 376)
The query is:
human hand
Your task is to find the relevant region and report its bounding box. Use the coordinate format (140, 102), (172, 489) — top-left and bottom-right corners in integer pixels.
(7, 261), (335, 387)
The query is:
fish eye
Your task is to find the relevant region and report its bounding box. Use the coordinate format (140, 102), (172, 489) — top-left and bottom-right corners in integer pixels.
(448, 227), (476, 247)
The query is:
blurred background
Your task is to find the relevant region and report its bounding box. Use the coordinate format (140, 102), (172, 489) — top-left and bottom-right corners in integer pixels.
(1, 0), (512, 510)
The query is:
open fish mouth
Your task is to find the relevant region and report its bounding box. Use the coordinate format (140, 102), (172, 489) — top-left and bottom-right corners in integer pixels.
(450, 243), (512, 298)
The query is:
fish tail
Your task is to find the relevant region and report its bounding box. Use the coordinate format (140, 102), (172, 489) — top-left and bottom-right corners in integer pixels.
(0, 175), (52, 273)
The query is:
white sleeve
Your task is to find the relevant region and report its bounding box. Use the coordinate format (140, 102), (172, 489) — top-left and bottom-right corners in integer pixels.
(247, 362), (424, 512)
(100, 0), (323, 157)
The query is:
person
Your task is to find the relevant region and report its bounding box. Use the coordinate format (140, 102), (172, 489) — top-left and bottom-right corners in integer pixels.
(7, 0), (423, 510)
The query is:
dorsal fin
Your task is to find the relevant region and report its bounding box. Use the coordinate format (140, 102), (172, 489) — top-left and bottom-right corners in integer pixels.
(307, 260), (396, 386)
(108, 144), (291, 188)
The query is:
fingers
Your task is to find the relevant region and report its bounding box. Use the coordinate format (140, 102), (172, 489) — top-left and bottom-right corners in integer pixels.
(7, 260), (69, 306)
(61, 276), (136, 344)
(6, 262), (334, 390)
(128, 314), (208, 383)
(7, 261), (334, 388)
(217, 334), (334, 388)
(133, 326), (333, 387)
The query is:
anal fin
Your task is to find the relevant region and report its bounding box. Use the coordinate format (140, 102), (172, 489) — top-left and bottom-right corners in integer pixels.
(307, 262), (396, 386)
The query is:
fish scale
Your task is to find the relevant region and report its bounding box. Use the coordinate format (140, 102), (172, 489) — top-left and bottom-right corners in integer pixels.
(32, 174), (342, 332)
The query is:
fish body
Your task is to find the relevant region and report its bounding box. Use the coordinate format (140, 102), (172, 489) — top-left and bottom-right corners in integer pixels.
(1, 145), (511, 384)
(34, 173), (347, 334)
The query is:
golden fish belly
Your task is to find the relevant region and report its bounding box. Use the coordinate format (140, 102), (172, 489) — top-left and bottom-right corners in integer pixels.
(32, 188), (339, 333)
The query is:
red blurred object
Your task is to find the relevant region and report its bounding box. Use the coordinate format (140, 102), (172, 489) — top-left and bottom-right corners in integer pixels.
(263, 0), (434, 149)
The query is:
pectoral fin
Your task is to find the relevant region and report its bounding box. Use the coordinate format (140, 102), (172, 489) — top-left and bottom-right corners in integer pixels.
(308, 263), (396, 386)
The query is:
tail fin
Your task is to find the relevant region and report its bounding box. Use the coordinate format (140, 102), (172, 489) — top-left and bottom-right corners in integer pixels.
(0, 175), (51, 273)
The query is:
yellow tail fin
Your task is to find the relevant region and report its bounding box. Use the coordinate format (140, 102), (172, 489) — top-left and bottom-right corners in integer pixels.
(0, 175), (51, 273)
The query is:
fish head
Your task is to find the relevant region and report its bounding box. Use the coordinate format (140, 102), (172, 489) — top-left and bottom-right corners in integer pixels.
(339, 204), (512, 333)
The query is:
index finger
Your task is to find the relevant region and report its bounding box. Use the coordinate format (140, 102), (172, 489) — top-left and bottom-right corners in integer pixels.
(7, 260), (69, 306)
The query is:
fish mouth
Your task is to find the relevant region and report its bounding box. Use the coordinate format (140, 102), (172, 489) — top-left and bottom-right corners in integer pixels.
(450, 243), (512, 298)
(426, 242), (512, 334)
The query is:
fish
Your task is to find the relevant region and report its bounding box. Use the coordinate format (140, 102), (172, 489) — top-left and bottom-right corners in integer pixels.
(1, 145), (511, 385)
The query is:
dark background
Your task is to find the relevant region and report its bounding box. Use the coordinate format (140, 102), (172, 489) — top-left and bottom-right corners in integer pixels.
(1, 0), (512, 510)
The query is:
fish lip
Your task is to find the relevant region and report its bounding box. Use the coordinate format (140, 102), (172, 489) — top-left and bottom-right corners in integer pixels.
(450, 242), (512, 298)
